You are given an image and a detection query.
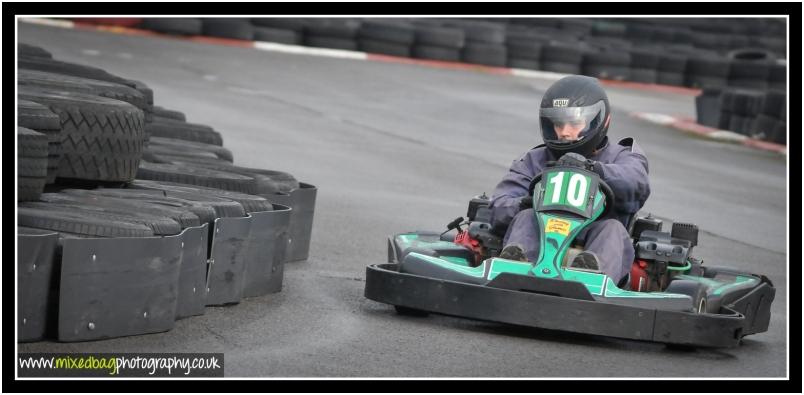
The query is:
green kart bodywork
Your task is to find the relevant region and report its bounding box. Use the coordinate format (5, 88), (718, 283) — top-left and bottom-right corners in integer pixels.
(365, 166), (775, 347)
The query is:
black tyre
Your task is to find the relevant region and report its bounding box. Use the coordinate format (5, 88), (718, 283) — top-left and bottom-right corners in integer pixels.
(39, 191), (200, 229)
(686, 57), (730, 79)
(656, 71), (685, 86)
(411, 45), (461, 62)
(19, 88), (145, 183)
(761, 90), (786, 119)
(137, 161), (259, 194)
(18, 56), (134, 88)
(254, 27), (301, 45)
(358, 20), (415, 45)
(151, 106), (186, 121)
(541, 61), (582, 74)
(414, 25), (464, 48)
(144, 118), (223, 146)
(462, 43), (507, 67)
(251, 18), (309, 32)
(542, 44), (585, 64)
(769, 120), (786, 145)
(22, 200), (180, 236)
(305, 18), (361, 39)
(657, 53), (687, 73)
(69, 187), (218, 225)
(201, 18), (254, 40)
(303, 35), (358, 51)
(166, 159), (284, 195)
(665, 279), (709, 313)
(629, 48), (660, 70)
(19, 43), (52, 59)
(18, 69), (149, 113)
(18, 127), (49, 202)
(358, 38), (410, 57)
(148, 136), (233, 162)
(129, 180), (247, 218)
(768, 61), (785, 89)
(751, 114), (777, 141)
(583, 64), (630, 81)
(140, 18), (203, 35)
(445, 20), (505, 44)
(630, 68), (657, 83)
(18, 206), (154, 238)
(507, 41), (542, 61)
(18, 99), (62, 183)
(129, 179), (272, 213)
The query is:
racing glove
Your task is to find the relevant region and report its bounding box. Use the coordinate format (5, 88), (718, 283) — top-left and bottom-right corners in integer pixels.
(519, 195), (533, 210)
(556, 153), (605, 177)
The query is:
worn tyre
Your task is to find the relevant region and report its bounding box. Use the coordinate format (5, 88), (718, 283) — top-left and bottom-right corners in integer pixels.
(18, 69), (149, 113)
(21, 200), (181, 236)
(359, 20), (415, 45)
(148, 136), (233, 162)
(144, 118), (223, 146)
(129, 180), (246, 218)
(52, 190), (201, 228)
(18, 127), (49, 201)
(462, 43), (507, 67)
(19, 88), (145, 183)
(18, 56), (134, 88)
(129, 179), (271, 213)
(137, 161), (258, 194)
(19, 43), (53, 59)
(414, 25), (464, 48)
(68, 187), (218, 224)
(151, 106), (186, 121)
(18, 99), (62, 183)
(18, 205), (154, 238)
(254, 26), (301, 45)
(358, 38), (410, 57)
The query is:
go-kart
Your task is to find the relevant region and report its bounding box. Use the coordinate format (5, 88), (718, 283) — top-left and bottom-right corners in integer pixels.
(364, 159), (775, 348)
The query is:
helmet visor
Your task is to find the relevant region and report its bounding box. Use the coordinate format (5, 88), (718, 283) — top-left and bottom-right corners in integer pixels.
(540, 100), (607, 144)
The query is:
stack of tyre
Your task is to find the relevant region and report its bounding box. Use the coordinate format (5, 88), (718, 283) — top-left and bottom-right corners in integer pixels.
(695, 86), (786, 145)
(124, 18), (787, 91)
(17, 43), (313, 342)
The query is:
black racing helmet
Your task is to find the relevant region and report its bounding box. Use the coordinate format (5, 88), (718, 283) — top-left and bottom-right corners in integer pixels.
(539, 75), (611, 157)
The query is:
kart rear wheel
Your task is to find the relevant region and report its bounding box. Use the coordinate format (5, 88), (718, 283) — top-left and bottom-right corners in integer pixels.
(394, 305), (429, 317)
(665, 280), (709, 313)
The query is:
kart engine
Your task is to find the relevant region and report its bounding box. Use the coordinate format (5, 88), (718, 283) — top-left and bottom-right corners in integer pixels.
(630, 217), (700, 292)
(454, 194), (503, 265)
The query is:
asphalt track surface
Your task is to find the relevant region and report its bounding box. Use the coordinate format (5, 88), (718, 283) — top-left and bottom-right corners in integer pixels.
(17, 22), (788, 378)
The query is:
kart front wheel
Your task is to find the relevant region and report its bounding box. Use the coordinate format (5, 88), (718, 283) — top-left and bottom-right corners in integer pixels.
(394, 305), (430, 317)
(665, 280), (709, 313)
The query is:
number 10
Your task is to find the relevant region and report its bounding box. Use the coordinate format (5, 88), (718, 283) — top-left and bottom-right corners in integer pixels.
(548, 172), (588, 207)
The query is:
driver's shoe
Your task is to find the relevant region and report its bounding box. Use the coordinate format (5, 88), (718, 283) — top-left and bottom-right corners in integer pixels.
(499, 244), (527, 262)
(570, 251), (601, 271)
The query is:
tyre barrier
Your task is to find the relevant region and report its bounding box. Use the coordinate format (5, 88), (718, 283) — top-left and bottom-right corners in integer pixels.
(17, 44), (318, 342)
(695, 86), (786, 145)
(68, 17), (786, 93)
(17, 201), (291, 342)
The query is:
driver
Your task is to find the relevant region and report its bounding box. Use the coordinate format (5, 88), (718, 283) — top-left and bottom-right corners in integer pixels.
(488, 75), (650, 283)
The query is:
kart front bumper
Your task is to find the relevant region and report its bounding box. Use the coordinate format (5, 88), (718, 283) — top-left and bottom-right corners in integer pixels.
(364, 264), (774, 348)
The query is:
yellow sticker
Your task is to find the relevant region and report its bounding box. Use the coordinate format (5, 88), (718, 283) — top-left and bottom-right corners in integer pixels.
(545, 218), (571, 236)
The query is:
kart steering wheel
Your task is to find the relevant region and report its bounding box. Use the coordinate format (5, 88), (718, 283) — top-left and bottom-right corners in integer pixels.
(527, 169), (616, 220)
